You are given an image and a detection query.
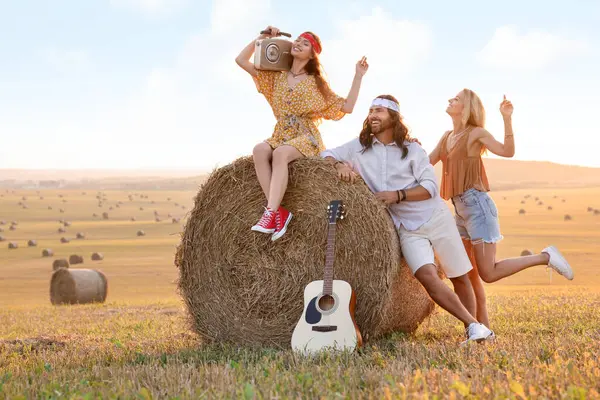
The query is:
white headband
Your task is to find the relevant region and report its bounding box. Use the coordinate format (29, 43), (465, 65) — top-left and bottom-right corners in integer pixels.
(370, 98), (400, 113)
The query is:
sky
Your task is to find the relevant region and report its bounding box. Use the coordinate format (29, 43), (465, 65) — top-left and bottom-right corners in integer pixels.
(0, 0), (599, 171)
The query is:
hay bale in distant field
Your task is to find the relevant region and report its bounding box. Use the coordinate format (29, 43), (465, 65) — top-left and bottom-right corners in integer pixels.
(64, 221), (71, 227)
(50, 268), (108, 305)
(42, 249), (54, 257)
(109, 206), (113, 210)
(27, 239), (37, 247)
(0, 221), (5, 225)
(588, 207), (593, 212)
(537, 201), (543, 206)
(520, 200), (525, 204)
(0, 228), (3, 233)
(176, 157), (435, 348)
(564, 214), (572, 221)
(76, 233), (85, 240)
(562, 199), (566, 203)
(11, 221), (18, 226)
(40, 196), (44, 200)
(58, 227), (66, 233)
(139, 207), (144, 211)
(136, 230), (145, 237)
(116, 204), (120, 208)
(9, 225), (16, 231)
(181, 206), (186, 210)
(62, 199), (67, 203)
(92, 213), (98, 217)
(53, 258), (69, 270)
(59, 209), (65, 213)
(521, 249), (534, 256)
(59, 194), (63, 198)
(155, 218), (161, 222)
(91, 252), (104, 261)
(167, 197), (171, 201)
(130, 217), (136, 222)
(102, 212), (109, 220)
(60, 237), (70, 244)
(519, 209), (526, 214)
(593, 209), (600, 215)
(0, 236), (5, 242)
(174, 202), (179, 207)
(8, 242), (18, 249)
(172, 218), (181, 224)
(548, 206), (553, 210)
(69, 254), (84, 265)
(48, 206), (53, 210)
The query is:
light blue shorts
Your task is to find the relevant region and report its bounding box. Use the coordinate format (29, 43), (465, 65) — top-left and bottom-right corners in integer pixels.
(451, 188), (504, 244)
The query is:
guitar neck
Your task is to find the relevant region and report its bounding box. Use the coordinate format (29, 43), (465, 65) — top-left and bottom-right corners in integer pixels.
(323, 223), (336, 295)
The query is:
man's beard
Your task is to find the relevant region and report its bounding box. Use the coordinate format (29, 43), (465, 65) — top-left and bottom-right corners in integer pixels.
(369, 119), (389, 133)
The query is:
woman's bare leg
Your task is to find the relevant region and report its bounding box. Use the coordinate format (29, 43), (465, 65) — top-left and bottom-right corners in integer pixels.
(463, 239), (490, 327)
(267, 145), (303, 210)
(473, 241), (549, 283)
(252, 142), (274, 200)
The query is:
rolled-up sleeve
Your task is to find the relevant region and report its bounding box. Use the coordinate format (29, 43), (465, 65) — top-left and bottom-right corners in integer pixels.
(320, 139), (357, 163)
(411, 145), (439, 198)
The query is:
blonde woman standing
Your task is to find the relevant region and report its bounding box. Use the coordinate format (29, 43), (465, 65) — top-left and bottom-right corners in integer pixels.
(429, 89), (574, 327)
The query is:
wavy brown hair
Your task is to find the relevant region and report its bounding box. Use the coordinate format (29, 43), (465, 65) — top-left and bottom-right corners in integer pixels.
(303, 32), (333, 101)
(359, 95), (411, 158)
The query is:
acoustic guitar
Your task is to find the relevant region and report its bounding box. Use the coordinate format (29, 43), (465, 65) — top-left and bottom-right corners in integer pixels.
(291, 200), (362, 354)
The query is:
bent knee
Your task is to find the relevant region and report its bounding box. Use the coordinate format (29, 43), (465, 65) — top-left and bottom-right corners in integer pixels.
(450, 274), (471, 286)
(253, 143), (273, 158)
(414, 264), (439, 282)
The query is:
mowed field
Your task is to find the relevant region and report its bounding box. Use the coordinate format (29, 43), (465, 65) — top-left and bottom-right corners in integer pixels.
(1, 185), (600, 398)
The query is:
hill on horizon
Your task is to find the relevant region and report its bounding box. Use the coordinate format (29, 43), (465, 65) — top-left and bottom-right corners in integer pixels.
(1, 158), (599, 191)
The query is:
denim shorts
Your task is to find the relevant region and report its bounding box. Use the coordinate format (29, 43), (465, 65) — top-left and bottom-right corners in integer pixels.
(451, 188), (503, 244)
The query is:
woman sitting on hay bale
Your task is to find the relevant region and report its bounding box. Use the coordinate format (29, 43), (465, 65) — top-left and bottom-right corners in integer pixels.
(235, 25), (369, 241)
(322, 95), (494, 344)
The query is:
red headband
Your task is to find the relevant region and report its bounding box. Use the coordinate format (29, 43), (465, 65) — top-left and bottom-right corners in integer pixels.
(299, 32), (322, 54)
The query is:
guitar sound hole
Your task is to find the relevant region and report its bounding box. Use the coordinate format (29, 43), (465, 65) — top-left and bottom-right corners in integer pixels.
(318, 295), (335, 311)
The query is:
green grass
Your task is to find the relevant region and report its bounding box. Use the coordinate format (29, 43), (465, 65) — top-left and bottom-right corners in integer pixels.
(1, 291), (599, 399)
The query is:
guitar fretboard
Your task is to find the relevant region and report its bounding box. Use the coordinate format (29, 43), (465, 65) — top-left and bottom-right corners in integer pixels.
(323, 223), (336, 295)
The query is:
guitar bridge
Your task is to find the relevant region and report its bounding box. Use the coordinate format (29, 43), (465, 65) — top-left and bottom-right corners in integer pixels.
(311, 325), (337, 332)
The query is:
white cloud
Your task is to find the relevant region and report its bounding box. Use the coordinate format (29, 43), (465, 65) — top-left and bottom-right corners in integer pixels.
(477, 26), (588, 70)
(41, 48), (90, 73)
(109, 0), (187, 15)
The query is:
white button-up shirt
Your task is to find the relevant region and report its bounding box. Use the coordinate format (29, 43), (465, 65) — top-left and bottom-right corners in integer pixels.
(320, 137), (445, 231)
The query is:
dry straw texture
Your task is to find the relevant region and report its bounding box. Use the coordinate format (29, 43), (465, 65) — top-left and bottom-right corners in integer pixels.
(50, 268), (108, 305)
(176, 157), (434, 348)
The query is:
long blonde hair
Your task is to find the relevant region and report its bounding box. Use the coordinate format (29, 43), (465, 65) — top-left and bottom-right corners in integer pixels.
(461, 89), (486, 128)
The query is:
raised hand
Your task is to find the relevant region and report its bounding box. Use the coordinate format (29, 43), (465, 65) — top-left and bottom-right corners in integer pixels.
(356, 56), (369, 77)
(500, 94), (514, 117)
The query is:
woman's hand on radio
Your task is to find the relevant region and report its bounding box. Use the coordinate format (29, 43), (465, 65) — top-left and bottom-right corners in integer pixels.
(260, 26), (280, 38)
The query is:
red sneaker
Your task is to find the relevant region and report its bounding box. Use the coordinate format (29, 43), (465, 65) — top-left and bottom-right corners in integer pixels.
(272, 206), (293, 241)
(251, 208), (276, 233)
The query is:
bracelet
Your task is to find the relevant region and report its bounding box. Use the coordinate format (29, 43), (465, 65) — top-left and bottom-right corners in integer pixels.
(401, 189), (407, 201)
(396, 190), (401, 204)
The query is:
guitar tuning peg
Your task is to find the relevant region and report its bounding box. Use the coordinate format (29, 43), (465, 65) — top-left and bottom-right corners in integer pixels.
(340, 215), (344, 220)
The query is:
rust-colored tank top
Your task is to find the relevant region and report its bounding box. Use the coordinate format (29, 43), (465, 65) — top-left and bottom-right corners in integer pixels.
(439, 128), (490, 200)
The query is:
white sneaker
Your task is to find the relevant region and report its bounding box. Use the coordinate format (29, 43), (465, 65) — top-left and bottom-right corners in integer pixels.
(542, 246), (574, 280)
(462, 323), (494, 345)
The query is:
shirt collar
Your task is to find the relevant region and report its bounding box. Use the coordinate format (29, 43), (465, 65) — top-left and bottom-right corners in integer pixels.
(372, 137), (399, 147)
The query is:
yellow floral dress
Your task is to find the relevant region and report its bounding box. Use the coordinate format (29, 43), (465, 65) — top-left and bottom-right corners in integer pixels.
(253, 70), (347, 156)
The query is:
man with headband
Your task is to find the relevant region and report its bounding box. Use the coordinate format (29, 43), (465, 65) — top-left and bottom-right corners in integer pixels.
(320, 95), (494, 344)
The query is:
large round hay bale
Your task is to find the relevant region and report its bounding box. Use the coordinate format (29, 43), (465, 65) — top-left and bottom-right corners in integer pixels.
(519, 209), (526, 214)
(136, 230), (145, 237)
(42, 249), (54, 257)
(53, 259), (69, 270)
(50, 268), (108, 305)
(547, 206), (553, 210)
(59, 209), (65, 213)
(60, 237), (70, 244)
(564, 214), (572, 221)
(27, 239), (37, 247)
(102, 212), (109, 220)
(64, 221), (72, 227)
(69, 254), (84, 265)
(9, 225), (16, 231)
(176, 157), (434, 348)
(521, 249), (534, 256)
(91, 252), (104, 261)
(58, 227), (66, 233)
(594, 209), (600, 215)
(8, 242), (18, 249)
(76, 232), (85, 240)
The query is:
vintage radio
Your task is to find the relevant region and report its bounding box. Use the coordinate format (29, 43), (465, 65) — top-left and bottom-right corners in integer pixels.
(254, 33), (293, 71)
